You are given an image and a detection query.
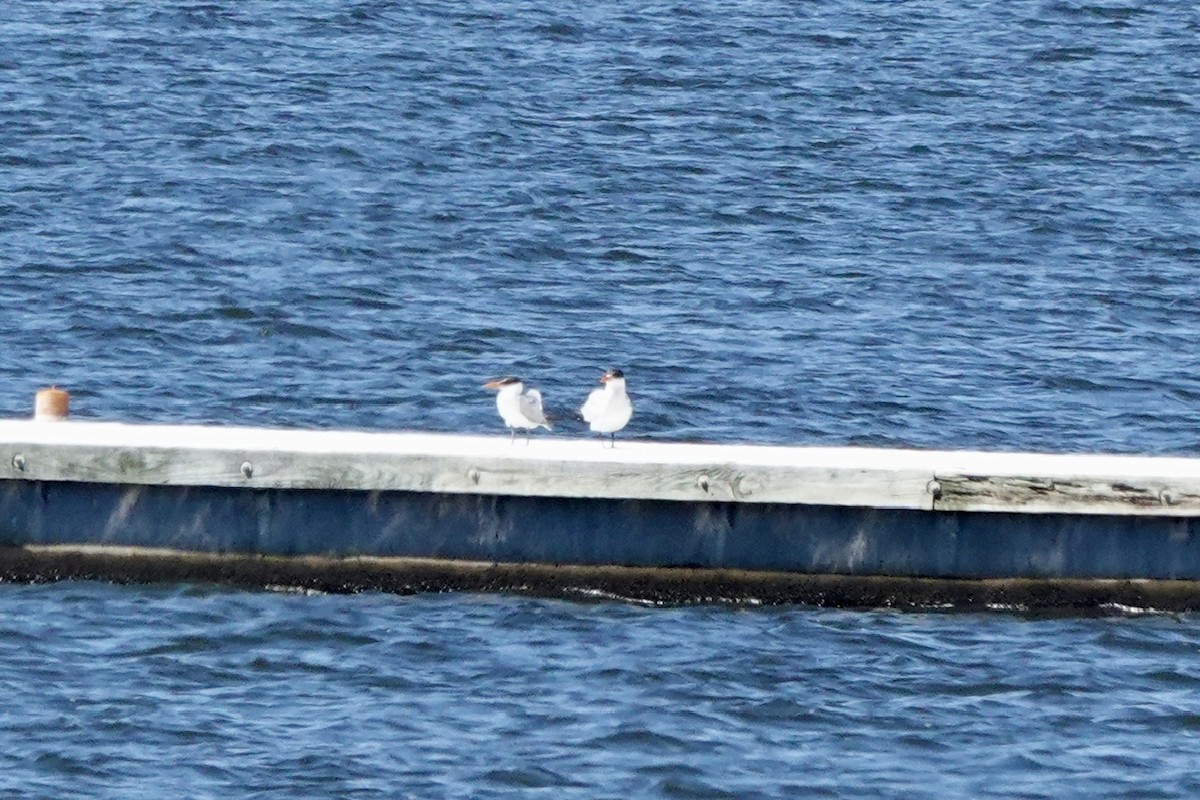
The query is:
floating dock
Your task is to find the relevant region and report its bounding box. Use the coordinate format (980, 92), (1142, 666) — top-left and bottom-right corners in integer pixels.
(3, 419), (1200, 609)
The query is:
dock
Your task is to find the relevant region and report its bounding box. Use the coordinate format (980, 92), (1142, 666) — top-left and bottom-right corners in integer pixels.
(3, 419), (1200, 609)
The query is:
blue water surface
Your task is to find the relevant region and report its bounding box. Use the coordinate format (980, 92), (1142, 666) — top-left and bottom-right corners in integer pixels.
(3, 1), (1200, 796)
(3, 583), (1200, 800)
(2, 0), (1198, 451)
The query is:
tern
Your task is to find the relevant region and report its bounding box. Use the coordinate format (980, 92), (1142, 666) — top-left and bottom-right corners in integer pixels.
(580, 368), (633, 447)
(484, 376), (551, 443)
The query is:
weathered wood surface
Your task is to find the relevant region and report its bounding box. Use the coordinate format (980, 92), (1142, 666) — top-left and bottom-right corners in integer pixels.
(933, 474), (1200, 515)
(3, 420), (1200, 516)
(0, 420), (936, 508)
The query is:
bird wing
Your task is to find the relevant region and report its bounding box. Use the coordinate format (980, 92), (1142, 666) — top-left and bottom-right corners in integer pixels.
(521, 388), (549, 426)
(580, 387), (605, 422)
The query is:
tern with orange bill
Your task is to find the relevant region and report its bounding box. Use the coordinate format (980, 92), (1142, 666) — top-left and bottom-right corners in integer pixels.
(580, 368), (633, 447)
(484, 376), (552, 443)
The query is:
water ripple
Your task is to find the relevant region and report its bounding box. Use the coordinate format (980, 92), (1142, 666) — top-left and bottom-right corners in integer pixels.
(0, 1), (1197, 453)
(3, 0), (1200, 794)
(1, 585), (1200, 795)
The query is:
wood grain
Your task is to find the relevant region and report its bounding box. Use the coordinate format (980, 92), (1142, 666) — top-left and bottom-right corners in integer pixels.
(4, 420), (1200, 515)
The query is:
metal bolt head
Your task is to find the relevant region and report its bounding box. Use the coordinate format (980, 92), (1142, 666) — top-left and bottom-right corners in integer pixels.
(240, 461), (254, 479)
(12, 454), (26, 472)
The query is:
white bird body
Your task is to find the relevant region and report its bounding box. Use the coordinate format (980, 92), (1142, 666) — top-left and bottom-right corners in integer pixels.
(581, 369), (632, 443)
(485, 376), (550, 441)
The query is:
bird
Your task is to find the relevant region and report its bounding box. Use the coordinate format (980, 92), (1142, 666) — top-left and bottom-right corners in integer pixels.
(483, 376), (551, 443)
(580, 368), (633, 447)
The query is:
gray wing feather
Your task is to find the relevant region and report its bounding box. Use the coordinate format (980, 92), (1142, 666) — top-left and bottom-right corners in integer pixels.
(521, 388), (550, 427)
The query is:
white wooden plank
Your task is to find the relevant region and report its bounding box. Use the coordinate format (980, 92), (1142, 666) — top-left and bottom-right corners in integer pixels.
(4, 420), (1200, 515)
(0, 421), (933, 508)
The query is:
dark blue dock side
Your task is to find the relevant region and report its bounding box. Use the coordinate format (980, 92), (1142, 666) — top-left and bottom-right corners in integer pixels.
(5, 421), (1200, 608)
(3, 479), (1200, 583)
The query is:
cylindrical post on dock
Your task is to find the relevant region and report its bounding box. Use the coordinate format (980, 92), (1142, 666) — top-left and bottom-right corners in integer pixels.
(34, 387), (70, 421)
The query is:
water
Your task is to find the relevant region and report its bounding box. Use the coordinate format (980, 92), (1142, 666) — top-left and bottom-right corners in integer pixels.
(3, 0), (1200, 795)
(3, 583), (1200, 799)
(3, 0), (1199, 451)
